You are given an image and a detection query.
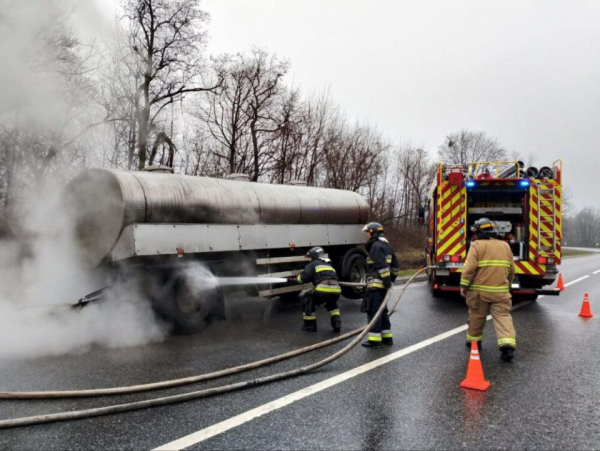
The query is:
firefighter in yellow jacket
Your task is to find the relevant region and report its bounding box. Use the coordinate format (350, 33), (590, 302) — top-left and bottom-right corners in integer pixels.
(460, 218), (517, 362)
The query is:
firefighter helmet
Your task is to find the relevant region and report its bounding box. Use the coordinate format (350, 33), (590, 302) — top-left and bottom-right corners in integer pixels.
(306, 246), (326, 260)
(471, 218), (497, 235)
(361, 222), (385, 235)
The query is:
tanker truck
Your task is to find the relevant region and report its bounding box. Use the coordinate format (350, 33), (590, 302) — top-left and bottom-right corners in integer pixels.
(65, 168), (370, 332)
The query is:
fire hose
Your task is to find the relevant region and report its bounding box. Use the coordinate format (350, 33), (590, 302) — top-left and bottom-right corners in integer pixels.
(0, 268), (430, 429)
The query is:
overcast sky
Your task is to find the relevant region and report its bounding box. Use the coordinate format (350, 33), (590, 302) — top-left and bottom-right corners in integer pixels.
(100, 0), (599, 209)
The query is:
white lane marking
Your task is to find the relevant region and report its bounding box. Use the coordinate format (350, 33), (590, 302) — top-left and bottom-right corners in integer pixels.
(564, 275), (589, 287)
(155, 301), (532, 450)
(593, 269), (600, 275)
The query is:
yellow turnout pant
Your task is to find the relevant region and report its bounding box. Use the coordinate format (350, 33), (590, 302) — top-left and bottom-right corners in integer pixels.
(465, 290), (517, 349)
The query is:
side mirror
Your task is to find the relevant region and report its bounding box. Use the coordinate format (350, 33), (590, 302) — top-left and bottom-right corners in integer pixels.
(418, 206), (425, 225)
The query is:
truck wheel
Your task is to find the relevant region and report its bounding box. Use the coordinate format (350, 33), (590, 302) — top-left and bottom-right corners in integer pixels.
(153, 270), (225, 334)
(280, 292), (301, 303)
(426, 256), (442, 297)
(514, 293), (539, 302)
(340, 251), (368, 299)
(431, 286), (443, 298)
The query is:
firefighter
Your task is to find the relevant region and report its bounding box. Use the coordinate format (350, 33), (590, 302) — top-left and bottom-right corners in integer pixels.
(361, 222), (401, 348)
(460, 217), (517, 362)
(290, 247), (342, 332)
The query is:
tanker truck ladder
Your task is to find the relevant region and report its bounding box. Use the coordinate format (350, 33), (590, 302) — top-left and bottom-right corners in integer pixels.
(256, 255), (312, 298)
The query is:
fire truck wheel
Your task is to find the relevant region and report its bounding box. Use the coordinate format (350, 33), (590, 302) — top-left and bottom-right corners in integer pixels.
(431, 286), (443, 298)
(514, 293), (539, 302)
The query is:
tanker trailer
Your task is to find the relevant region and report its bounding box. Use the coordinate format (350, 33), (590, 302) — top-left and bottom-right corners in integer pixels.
(65, 168), (370, 332)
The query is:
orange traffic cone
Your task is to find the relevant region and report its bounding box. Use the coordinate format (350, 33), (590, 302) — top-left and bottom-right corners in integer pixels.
(556, 274), (565, 291)
(579, 293), (594, 318)
(460, 341), (491, 391)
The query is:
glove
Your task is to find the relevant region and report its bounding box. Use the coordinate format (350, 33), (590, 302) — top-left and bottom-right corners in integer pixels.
(287, 275), (298, 284)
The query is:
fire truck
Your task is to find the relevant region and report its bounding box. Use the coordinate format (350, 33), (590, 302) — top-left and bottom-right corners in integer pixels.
(421, 160), (563, 301)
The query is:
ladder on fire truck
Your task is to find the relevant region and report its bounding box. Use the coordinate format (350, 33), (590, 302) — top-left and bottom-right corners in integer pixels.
(537, 186), (557, 253)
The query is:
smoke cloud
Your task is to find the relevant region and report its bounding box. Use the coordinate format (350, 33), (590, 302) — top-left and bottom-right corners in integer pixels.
(0, 0), (169, 362)
(0, 178), (169, 362)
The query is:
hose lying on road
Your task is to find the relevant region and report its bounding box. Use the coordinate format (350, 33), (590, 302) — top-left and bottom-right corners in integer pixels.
(0, 269), (428, 429)
(1, 282), (372, 399)
(0, 329), (363, 399)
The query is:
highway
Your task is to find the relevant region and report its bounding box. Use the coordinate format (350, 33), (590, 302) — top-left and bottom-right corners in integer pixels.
(0, 253), (598, 450)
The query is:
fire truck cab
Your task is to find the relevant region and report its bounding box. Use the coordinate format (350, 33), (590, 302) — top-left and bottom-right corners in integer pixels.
(422, 160), (563, 301)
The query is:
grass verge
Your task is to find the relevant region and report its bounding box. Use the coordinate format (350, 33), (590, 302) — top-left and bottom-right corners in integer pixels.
(562, 248), (597, 257)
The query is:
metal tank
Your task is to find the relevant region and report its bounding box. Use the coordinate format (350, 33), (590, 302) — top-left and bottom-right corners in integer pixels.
(66, 169), (369, 267)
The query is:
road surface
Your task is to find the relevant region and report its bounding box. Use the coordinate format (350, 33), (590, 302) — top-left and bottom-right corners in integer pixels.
(0, 254), (599, 450)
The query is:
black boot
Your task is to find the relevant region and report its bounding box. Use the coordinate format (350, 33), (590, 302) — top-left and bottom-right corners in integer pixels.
(466, 341), (482, 350)
(301, 320), (317, 332)
(500, 346), (515, 362)
(382, 337), (394, 346)
(361, 340), (383, 348)
(331, 316), (341, 333)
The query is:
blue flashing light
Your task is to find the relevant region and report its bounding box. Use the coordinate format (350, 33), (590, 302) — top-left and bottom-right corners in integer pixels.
(466, 180), (476, 188)
(519, 180), (530, 188)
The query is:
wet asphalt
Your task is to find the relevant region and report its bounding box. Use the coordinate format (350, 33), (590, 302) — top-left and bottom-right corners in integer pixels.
(0, 254), (599, 450)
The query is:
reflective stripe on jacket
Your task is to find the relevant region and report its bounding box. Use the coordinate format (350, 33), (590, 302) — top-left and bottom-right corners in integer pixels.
(297, 257), (339, 287)
(366, 236), (400, 290)
(460, 238), (515, 294)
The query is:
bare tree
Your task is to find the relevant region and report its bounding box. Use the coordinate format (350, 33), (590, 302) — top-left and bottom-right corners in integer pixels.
(438, 130), (507, 165)
(362, 143), (436, 250)
(95, 26), (143, 169)
(268, 87), (303, 184)
(0, 8), (96, 222)
(271, 90), (338, 186)
(196, 49), (288, 179)
(196, 53), (253, 176)
(323, 123), (387, 192)
(561, 187), (575, 217)
(242, 48), (289, 181)
(122, 0), (222, 170)
(564, 207), (600, 248)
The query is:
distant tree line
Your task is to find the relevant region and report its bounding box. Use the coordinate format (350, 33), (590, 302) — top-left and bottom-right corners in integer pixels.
(0, 0), (588, 249)
(563, 209), (600, 248)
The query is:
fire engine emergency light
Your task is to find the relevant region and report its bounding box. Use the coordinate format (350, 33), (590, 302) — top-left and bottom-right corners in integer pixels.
(519, 180), (530, 188)
(536, 256), (555, 265)
(466, 180), (476, 188)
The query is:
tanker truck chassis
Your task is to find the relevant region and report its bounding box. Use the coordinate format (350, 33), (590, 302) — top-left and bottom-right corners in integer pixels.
(66, 169), (370, 333)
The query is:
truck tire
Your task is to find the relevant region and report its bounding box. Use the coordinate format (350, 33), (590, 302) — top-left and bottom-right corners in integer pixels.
(426, 255), (443, 297)
(280, 292), (301, 303)
(517, 279), (542, 302)
(340, 250), (368, 299)
(152, 269), (225, 334)
(430, 283), (443, 298)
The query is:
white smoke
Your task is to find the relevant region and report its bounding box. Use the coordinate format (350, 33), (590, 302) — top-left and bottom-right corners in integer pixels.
(0, 0), (170, 362)
(0, 179), (169, 362)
